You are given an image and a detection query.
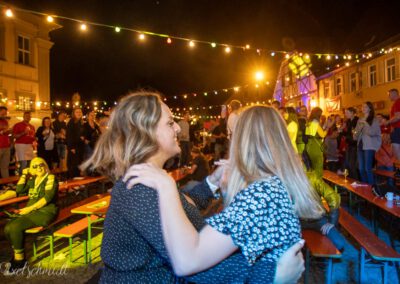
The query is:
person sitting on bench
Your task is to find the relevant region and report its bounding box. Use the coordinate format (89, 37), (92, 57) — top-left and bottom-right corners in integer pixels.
(301, 171), (346, 251)
(4, 157), (58, 270)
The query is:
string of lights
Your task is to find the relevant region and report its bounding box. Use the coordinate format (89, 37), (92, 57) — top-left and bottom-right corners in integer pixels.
(2, 4), (399, 64)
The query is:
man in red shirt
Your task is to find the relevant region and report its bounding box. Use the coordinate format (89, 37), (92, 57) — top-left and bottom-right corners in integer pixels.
(0, 106), (11, 178)
(386, 88), (400, 161)
(12, 111), (36, 174)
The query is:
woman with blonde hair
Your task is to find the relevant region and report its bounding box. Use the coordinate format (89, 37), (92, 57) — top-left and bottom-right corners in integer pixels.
(82, 93), (305, 283)
(125, 104), (323, 279)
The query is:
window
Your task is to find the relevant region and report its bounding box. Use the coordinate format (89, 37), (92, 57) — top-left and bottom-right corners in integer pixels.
(369, 65), (376, 87)
(335, 77), (342, 95)
(386, 58), (396, 82)
(17, 35), (30, 65)
(323, 81), (330, 98)
(16, 94), (34, 111)
(350, 72), (357, 92)
(358, 71), (363, 89)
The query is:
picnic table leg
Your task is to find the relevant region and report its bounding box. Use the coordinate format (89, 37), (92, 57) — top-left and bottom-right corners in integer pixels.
(33, 240), (37, 258)
(349, 192), (354, 214)
(87, 215), (92, 263)
(382, 262), (388, 284)
(84, 239), (87, 264)
(49, 235), (54, 259)
(372, 207), (378, 236)
(326, 258), (333, 284)
(305, 248), (310, 284)
(360, 248), (366, 283)
(69, 237), (73, 262)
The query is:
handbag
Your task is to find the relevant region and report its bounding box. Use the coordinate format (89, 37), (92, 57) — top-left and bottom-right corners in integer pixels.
(372, 183), (397, 198)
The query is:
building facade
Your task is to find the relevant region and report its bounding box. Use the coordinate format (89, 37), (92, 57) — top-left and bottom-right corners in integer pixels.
(0, 4), (60, 126)
(317, 47), (400, 115)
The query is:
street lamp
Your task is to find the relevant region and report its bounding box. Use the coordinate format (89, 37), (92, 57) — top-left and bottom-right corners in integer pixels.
(255, 71), (265, 82)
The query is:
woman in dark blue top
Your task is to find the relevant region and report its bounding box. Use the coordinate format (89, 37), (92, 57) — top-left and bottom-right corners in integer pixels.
(81, 92), (305, 283)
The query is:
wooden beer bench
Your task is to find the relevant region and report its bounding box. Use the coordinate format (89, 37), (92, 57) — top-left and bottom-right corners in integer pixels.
(302, 229), (342, 284)
(25, 193), (109, 260)
(339, 208), (400, 284)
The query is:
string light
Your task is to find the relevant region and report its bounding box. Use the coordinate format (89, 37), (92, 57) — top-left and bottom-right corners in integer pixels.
(139, 33), (145, 40)
(2, 3), (398, 76)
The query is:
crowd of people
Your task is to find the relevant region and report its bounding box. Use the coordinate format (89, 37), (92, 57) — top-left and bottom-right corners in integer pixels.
(1, 88), (399, 281)
(0, 107), (106, 179)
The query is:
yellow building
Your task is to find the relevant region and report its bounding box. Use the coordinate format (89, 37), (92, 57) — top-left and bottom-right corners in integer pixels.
(0, 4), (60, 127)
(317, 46), (400, 115)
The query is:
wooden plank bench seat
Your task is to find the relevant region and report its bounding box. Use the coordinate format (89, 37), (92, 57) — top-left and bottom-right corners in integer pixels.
(302, 229), (342, 284)
(25, 193), (109, 259)
(339, 208), (400, 284)
(53, 215), (102, 263)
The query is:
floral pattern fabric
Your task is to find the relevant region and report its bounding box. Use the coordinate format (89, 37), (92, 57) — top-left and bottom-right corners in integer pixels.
(207, 176), (301, 265)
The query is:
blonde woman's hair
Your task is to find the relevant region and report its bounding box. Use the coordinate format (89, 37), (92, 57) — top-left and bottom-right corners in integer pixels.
(226, 105), (324, 219)
(80, 92), (163, 181)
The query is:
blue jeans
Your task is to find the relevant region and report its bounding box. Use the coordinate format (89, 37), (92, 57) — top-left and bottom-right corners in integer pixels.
(56, 143), (66, 160)
(357, 149), (376, 184)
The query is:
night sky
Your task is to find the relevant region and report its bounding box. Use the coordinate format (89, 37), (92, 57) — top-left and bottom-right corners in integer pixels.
(10, 0), (400, 108)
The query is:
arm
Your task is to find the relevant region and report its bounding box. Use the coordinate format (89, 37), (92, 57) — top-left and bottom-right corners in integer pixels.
(364, 120), (381, 136)
(316, 124), (328, 138)
(182, 179), (216, 210)
(387, 111), (400, 125)
(19, 174), (58, 215)
(353, 120), (365, 141)
(15, 168), (31, 196)
(125, 164), (237, 276)
(0, 120), (11, 135)
(13, 124), (27, 140)
(315, 178), (340, 210)
(156, 178), (237, 275)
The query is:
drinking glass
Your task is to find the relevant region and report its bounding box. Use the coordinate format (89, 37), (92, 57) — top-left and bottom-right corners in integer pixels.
(343, 169), (349, 182)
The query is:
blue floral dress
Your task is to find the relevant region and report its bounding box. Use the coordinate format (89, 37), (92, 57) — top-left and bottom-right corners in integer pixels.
(207, 176), (301, 265)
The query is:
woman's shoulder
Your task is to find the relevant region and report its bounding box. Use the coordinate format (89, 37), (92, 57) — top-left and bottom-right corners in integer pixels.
(237, 176), (285, 199)
(113, 179), (159, 200)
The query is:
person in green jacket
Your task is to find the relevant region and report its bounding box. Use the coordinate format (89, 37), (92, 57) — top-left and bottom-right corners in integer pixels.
(4, 157), (58, 270)
(305, 107), (334, 177)
(301, 170), (346, 251)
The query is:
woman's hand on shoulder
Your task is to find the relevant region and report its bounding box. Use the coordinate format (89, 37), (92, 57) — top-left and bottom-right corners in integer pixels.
(274, 240), (305, 284)
(123, 163), (176, 192)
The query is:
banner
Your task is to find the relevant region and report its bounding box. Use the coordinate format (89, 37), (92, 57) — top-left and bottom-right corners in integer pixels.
(325, 97), (341, 112)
